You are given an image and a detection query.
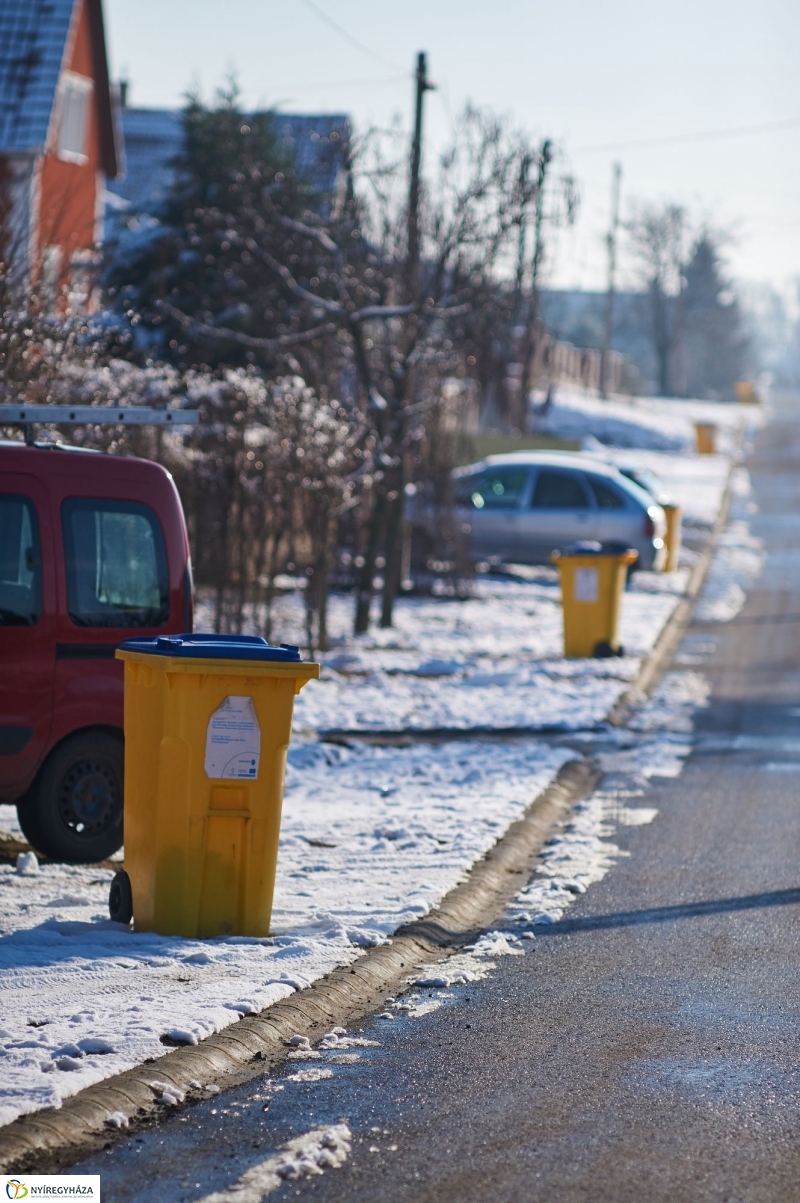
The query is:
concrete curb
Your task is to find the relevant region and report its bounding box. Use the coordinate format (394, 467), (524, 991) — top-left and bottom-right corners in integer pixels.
(606, 457), (736, 727)
(0, 758), (598, 1174)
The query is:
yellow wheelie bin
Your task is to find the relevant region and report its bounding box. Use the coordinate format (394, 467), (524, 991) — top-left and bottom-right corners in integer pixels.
(110, 634), (319, 938)
(661, 503), (682, 572)
(695, 422), (717, 455)
(551, 542), (638, 658)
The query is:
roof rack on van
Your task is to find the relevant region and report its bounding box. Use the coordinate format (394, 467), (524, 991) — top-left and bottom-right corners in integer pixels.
(0, 405), (200, 445)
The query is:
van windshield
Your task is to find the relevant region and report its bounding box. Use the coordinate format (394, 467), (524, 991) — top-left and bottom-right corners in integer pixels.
(0, 495), (41, 626)
(62, 499), (169, 629)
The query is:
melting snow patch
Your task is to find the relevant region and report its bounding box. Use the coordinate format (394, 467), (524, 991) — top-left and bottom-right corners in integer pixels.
(197, 1123), (352, 1202)
(286, 1067), (334, 1084)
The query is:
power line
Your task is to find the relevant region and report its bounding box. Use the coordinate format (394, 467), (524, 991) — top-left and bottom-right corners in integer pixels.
(297, 0), (404, 73)
(574, 116), (800, 154)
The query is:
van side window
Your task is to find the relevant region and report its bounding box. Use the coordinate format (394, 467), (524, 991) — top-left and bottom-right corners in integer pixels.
(531, 471), (590, 509)
(0, 496), (41, 626)
(62, 499), (169, 629)
(587, 477), (627, 510)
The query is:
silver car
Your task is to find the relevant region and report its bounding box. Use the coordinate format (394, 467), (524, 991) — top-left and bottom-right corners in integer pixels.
(451, 451), (667, 570)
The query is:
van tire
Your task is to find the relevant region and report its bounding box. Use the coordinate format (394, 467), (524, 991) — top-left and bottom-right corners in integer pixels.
(17, 732), (124, 864)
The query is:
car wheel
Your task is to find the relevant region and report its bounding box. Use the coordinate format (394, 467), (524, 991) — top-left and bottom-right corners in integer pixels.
(18, 732), (124, 863)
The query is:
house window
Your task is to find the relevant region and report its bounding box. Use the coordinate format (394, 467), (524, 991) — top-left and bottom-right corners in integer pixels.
(57, 73), (93, 163)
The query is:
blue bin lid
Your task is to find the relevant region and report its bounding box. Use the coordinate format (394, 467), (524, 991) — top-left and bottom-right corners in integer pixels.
(119, 633), (302, 661)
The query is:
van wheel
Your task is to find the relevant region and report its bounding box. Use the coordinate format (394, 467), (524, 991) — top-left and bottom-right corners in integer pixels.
(17, 732), (124, 863)
(109, 870), (133, 924)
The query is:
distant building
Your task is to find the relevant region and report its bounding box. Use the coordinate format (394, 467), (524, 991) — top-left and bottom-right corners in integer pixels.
(0, 0), (120, 291)
(105, 104), (350, 230)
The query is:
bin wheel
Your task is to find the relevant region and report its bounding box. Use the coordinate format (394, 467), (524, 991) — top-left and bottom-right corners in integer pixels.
(109, 870), (133, 924)
(17, 731), (124, 863)
(593, 640), (616, 658)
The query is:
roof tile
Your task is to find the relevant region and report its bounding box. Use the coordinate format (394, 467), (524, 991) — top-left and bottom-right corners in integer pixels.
(0, 0), (74, 153)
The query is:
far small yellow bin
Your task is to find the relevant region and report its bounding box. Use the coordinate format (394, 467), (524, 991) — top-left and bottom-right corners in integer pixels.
(661, 503), (682, 573)
(551, 544), (638, 658)
(735, 381), (758, 404)
(113, 634), (319, 939)
(695, 422), (717, 455)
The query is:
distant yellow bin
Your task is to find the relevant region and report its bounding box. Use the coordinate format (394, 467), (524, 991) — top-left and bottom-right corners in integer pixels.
(551, 544), (638, 658)
(662, 503), (682, 573)
(113, 634), (319, 939)
(695, 422), (717, 455)
(735, 381), (758, 404)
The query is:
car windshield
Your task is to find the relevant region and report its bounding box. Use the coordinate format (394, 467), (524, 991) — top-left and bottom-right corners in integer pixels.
(620, 466), (665, 498)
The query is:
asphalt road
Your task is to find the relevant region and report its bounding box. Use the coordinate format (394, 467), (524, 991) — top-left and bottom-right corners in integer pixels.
(82, 393), (800, 1202)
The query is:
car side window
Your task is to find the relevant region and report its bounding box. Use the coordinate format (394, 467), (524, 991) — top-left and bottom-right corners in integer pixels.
(0, 495), (41, 627)
(453, 471), (483, 506)
(469, 467), (530, 510)
(62, 499), (170, 629)
(587, 476), (627, 510)
(530, 470), (590, 510)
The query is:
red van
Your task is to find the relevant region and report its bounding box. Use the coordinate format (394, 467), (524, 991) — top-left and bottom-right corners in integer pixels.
(0, 440), (192, 863)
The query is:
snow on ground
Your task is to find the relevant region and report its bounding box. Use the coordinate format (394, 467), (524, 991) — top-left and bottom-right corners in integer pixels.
(536, 385), (763, 457)
(0, 742), (570, 1127)
(0, 387), (762, 1129)
(294, 581), (678, 734)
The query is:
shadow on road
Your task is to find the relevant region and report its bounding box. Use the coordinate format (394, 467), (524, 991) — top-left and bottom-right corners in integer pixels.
(535, 887), (800, 935)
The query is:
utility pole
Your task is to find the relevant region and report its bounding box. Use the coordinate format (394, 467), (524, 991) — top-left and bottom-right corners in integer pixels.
(519, 139), (552, 428)
(529, 138), (553, 321)
(374, 51), (434, 632)
(406, 51), (433, 306)
(600, 161), (622, 399)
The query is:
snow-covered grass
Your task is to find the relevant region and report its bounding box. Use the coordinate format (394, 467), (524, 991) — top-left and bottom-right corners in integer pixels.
(0, 741), (570, 1128)
(535, 385), (763, 457)
(193, 443), (728, 738)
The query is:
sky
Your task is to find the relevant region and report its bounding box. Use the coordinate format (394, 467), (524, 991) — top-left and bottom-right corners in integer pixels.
(104, 0), (799, 297)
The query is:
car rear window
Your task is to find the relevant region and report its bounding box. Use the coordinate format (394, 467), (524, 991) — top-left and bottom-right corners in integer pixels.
(469, 467), (530, 510)
(62, 499), (169, 629)
(530, 471), (590, 509)
(0, 495), (41, 626)
(587, 476), (627, 510)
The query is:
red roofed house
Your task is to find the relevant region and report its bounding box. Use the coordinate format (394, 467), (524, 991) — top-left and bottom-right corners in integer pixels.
(0, 0), (120, 295)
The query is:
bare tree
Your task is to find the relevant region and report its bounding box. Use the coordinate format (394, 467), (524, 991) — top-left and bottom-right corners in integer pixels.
(626, 201), (687, 396)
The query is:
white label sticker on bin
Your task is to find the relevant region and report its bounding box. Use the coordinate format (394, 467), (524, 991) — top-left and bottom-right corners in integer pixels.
(204, 696), (261, 779)
(574, 567), (599, 603)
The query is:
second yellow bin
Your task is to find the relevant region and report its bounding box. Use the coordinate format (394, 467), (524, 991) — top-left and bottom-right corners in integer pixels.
(114, 634), (319, 939)
(551, 543), (638, 658)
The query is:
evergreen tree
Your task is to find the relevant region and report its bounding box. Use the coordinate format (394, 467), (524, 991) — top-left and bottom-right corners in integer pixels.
(105, 84), (313, 369)
(682, 233), (749, 398)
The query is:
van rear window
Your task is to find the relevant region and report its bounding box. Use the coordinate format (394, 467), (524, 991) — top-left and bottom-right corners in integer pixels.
(62, 499), (169, 629)
(0, 495), (41, 626)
